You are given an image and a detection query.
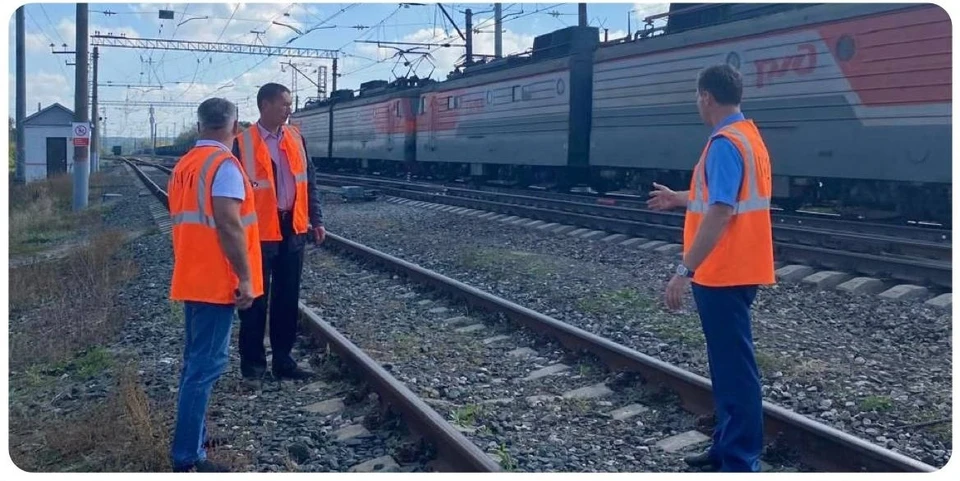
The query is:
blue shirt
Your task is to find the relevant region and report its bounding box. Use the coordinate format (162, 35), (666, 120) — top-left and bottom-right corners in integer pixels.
(703, 112), (745, 208)
(196, 140), (245, 201)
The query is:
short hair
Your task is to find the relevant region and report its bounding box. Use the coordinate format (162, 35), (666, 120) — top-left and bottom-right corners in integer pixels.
(257, 83), (291, 110)
(697, 64), (743, 106)
(197, 97), (237, 130)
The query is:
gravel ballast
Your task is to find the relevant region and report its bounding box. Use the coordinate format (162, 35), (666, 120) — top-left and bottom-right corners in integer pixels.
(315, 197), (952, 469)
(29, 165), (436, 472)
(300, 250), (806, 472)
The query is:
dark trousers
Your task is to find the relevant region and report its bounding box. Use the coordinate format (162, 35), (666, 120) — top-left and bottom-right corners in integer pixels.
(238, 213), (306, 377)
(691, 283), (762, 472)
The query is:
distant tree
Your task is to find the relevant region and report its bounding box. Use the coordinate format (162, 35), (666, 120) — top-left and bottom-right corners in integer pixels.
(239, 120), (252, 129)
(174, 126), (198, 146)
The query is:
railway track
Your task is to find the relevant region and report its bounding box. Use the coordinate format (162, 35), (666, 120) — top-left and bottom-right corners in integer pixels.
(315, 173), (952, 291)
(121, 157), (499, 472)
(122, 156), (938, 472)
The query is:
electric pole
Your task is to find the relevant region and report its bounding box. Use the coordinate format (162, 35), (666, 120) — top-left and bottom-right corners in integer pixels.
(579, 3), (587, 27)
(332, 58), (338, 93)
(465, 9), (473, 65)
(494, 3), (502, 59)
(15, 6), (25, 184)
(149, 105), (156, 154)
(91, 46), (99, 172)
(73, 3), (89, 211)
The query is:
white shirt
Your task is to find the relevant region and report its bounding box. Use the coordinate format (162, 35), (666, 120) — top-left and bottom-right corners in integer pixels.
(196, 140), (245, 201)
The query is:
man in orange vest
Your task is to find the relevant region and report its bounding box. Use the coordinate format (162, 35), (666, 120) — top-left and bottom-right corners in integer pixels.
(648, 64), (775, 472)
(233, 83), (324, 382)
(168, 97), (263, 472)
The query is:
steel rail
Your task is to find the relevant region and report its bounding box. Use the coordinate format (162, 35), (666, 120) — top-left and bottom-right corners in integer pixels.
(321, 232), (939, 473)
(317, 176), (952, 289)
(318, 173), (951, 259)
(120, 158), (500, 473)
(317, 172), (952, 243)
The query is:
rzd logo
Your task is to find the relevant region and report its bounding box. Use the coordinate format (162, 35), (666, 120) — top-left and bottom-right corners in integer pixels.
(754, 43), (817, 88)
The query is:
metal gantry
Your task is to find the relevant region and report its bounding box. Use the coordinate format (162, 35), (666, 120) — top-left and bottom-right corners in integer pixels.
(90, 34), (340, 60)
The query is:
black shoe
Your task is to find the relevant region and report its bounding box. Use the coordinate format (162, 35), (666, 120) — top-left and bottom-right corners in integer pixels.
(273, 365), (314, 380)
(173, 459), (230, 472)
(684, 450), (720, 471)
(240, 364), (266, 380)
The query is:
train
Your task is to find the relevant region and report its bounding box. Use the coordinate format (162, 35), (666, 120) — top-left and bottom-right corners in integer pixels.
(291, 2), (950, 226)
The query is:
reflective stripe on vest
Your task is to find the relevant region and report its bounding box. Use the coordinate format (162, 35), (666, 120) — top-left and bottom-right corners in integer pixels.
(239, 126), (308, 188)
(239, 129), (272, 191)
(170, 150), (258, 228)
(688, 127), (771, 214)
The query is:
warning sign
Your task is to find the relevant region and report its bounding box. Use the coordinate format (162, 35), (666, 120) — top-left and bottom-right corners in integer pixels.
(72, 122), (90, 147)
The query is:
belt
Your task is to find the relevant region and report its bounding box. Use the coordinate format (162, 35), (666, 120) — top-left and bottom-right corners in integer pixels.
(278, 210), (293, 222)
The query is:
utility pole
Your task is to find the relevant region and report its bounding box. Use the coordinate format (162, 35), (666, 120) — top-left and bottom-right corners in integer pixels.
(149, 105), (156, 154)
(332, 58), (338, 93)
(579, 3), (587, 27)
(91, 46), (99, 172)
(73, 3), (89, 211)
(15, 6), (25, 184)
(494, 3), (502, 59)
(465, 9), (473, 65)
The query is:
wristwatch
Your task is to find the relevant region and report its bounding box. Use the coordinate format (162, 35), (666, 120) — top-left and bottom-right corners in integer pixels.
(675, 263), (694, 278)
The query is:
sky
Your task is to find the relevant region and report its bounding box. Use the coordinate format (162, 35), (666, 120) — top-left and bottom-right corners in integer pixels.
(6, 1), (669, 139)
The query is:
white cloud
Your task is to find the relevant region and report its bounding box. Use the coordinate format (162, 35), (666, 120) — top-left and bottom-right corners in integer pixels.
(15, 71), (73, 114)
(632, 2), (670, 29)
(143, 3), (316, 46)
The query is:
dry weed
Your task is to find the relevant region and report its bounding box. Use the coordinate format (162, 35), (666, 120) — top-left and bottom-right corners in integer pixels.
(11, 366), (172, 472)
(9, 229), (137, 369)
(8, 173), (107, 254)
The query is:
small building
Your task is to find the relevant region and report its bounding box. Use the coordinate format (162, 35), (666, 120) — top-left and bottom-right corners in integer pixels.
(23, 103), (76, 183)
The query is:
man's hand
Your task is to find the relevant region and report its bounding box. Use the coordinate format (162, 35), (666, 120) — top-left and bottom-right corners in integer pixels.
(664, 274), (691, 311)
(312, 225), (326, 244)
(647, 183), (687, 211)
(235, 279), (255, 310)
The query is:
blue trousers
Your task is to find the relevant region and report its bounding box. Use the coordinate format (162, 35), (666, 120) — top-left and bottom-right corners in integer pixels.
(691, 283), (762, 472)
(170, 301), (235, 469)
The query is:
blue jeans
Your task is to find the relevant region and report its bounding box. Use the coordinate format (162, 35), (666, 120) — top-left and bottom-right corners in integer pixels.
(691, 284), (762, 472)
(170, 301), (235, 469)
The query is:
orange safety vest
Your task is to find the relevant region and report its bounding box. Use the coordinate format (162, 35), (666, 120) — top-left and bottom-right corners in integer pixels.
(237, 124), (311, 242)
(168, 146), (264, 304)
(683, 119), (776, 287)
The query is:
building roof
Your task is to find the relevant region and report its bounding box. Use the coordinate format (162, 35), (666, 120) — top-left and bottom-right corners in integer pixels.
(24, 103), (75, 127)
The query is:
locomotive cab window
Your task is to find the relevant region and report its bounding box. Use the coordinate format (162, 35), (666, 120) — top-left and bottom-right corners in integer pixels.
(447, 96), (455, 110)
(512, 86), (520, 102)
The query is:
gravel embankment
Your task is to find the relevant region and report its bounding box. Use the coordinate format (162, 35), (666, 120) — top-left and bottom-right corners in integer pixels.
(316, 198), (952, 469)
(43, 165), (435, 472)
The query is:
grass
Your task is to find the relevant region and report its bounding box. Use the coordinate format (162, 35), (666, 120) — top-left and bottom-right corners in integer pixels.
(578, 288), (654, 316)
(451, 404), (482, 428)
(459, 247), (556, 278)
(651, 314), (706, 346)
(755, 350), (788, 375)
(8, 173), (111, 256)
(7, 168), (177, 472)
(9, 230), (136, 369)
(169, 300), (184, 325)
(30, 346), (114, 381)
(10, 366), (172, 472)
(494, 443), (516, 471)
(860, 395), (894, 412)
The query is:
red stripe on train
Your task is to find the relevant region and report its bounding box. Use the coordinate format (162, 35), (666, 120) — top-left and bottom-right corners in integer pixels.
(818, 5), (951, 106)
